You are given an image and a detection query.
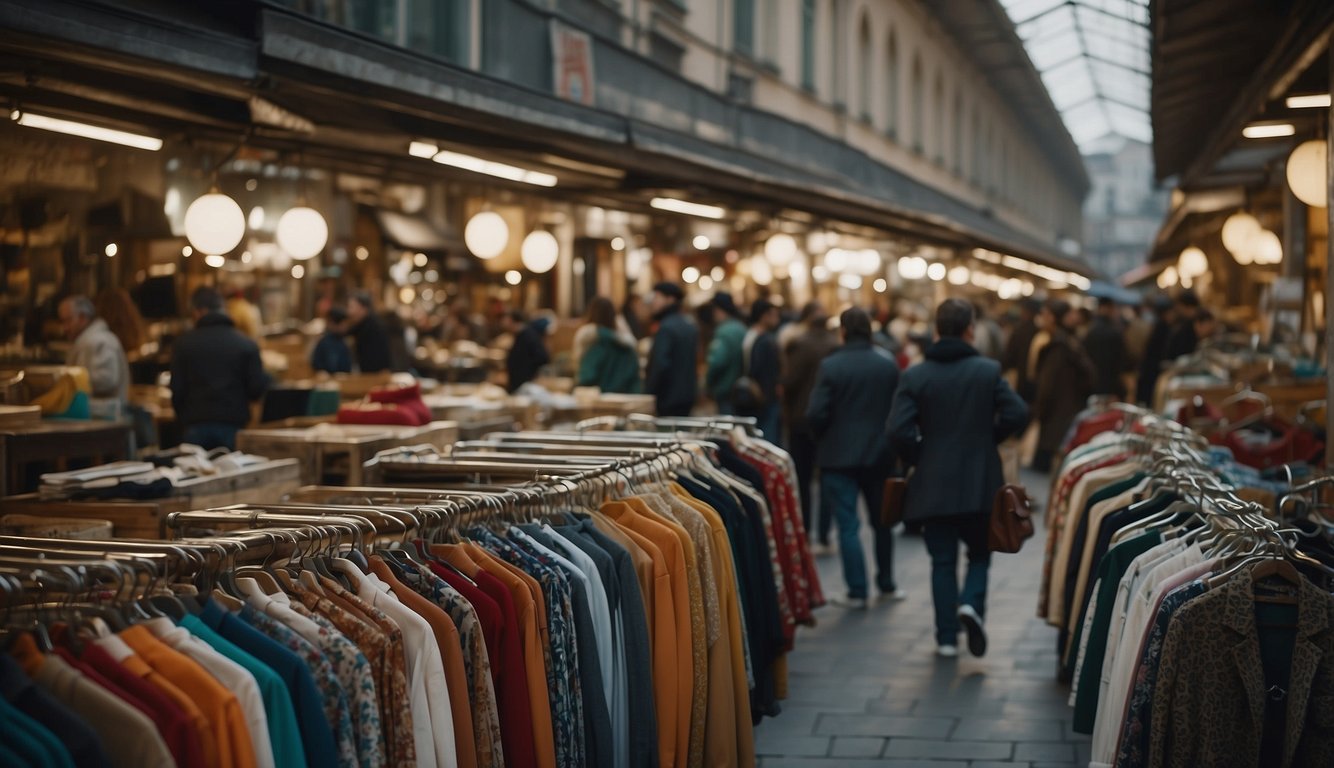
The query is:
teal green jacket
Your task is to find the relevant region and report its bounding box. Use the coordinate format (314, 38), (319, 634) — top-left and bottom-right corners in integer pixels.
(705, 318), (747, 401)
(578, 327), (642, 393)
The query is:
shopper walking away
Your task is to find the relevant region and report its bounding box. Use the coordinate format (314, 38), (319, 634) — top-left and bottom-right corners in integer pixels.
(59, 294), (131, 419)
(646, 282), (699, 417)
(503, 310), (552, 392)
(782, 302), (839, 549)
(971, 303), (1005, 360)
(1164, 289), (1201, 361)
(888, 299), (1028, 656)
(347, 290), (392, 373)
(741, 298), (782, 441)
(577, 297), (642, 393)
(807, 308), (902, 608)
(1134, 295), (1175, 407)
(311, 305), (353, 374)
(1032, 299), (1094, 473)
(1084, 297), (1127, 399)
(704, 293), (747, 415)
(1001, 298), (1041, 403)
(171, 287), (269, 450)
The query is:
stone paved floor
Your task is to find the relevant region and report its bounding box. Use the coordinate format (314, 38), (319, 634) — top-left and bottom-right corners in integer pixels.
(754, 470), (1090, 767)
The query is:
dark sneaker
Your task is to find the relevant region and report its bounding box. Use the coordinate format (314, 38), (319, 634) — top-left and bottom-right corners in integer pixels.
(957, 604), (987, 657)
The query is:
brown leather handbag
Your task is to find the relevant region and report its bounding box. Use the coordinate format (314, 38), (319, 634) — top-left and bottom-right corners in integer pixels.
(880, 477), (909, 528)
(988, 484), (1035, 553)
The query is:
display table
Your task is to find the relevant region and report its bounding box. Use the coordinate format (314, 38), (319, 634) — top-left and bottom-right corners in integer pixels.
(237, 421), (459, 486)
(0, 457), (301, 538)
(0, 420), (132, 496)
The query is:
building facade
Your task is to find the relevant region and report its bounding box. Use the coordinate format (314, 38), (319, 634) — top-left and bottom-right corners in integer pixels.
(1082, 138), (1169, 281)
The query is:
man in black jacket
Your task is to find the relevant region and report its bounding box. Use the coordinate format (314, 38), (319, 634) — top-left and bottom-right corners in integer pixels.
(348, 290), (392, 373)
(1084, 297), (1127, 399)
(781, 302), (839, 547)
(504, 310), (551, 392)
(889, 299), (1028, 657)
(646, 282), (699, 417)
(806, 308), (901, 609)
(170, 287), (269, 450)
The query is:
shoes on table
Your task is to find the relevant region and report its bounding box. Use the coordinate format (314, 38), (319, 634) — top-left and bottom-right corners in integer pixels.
(958, 604), (988, 657)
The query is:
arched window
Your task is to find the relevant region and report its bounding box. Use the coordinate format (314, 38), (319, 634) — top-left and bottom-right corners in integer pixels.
(829, 0), (845, 108)
(933, 72), (945, 165)
(857, 12), (872, 121)
(911, 54), (923, 154)
(953, 88), (965, 175)
(801, 0), (816, 90)
(734, 0), (755, 54)
(885, 30), (898, 138)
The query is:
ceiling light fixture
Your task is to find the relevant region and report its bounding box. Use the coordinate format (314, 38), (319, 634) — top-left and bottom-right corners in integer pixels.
(408, 140), (439, 158)
(1242, 123), (1296, 139)
(1285, 94), (1332, 109)
(650, 197), (726, 220)
(12, 111), (162, 151)
(432, 150), (557, 187)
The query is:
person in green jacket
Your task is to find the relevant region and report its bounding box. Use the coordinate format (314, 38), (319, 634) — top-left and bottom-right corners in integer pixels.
(577, 296), (642, 393)
(705, 292), (747, 414)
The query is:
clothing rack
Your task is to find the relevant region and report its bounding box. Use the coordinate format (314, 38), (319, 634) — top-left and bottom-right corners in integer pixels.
(0, 419), (820, 768)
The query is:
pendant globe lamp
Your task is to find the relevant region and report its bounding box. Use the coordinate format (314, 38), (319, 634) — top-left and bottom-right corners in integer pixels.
(184, 189), (246, 256)
(276, 204), (329, 260)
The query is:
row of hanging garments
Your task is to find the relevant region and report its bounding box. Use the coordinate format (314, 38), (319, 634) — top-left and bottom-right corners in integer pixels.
(1039, 403), (1334, 768)
(0, 417), (821, 768)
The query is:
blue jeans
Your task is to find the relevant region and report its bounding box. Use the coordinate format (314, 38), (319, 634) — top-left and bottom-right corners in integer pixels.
(183, 423), (240, 451)
(821, 467), (896, 599)
(922, 516), (992, 645)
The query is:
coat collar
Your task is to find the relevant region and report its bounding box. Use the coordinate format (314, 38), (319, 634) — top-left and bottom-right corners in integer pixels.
(924, 336), (978, 362)
(197, 311), (235, 329)
(1219, 567), (1329, 765)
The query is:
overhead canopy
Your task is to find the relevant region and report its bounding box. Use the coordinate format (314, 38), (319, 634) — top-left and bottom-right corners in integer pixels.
(1149, 0), (1334, 186)
(998, 0), (1150, 153)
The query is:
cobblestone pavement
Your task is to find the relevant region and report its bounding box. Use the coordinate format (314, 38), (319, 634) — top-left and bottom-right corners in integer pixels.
(755, 470), (1090, 767)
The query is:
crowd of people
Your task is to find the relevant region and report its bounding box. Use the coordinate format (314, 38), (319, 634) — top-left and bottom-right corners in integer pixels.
(53, 274), (1218, 657)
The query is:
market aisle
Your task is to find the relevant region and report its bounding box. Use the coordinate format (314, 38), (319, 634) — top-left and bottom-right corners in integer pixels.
(754, 470), (1091, 767)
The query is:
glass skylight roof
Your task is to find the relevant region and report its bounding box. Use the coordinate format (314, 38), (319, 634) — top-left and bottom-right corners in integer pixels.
(998, 0), (1151, 153)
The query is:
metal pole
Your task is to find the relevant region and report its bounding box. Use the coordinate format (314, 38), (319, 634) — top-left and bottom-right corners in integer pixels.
(1325, 45), (1334, 471)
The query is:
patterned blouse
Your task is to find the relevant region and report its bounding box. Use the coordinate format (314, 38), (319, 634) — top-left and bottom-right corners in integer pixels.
(240, 606), (360, 768)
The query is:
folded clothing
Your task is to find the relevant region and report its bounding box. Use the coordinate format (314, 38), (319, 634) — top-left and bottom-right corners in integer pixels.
(366, 381), (432, 425)
(336, 402), (423, 426)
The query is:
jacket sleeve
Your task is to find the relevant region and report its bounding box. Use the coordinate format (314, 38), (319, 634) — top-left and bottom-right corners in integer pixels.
(993, 374), (1030, 443)
(704, 333), (728, 396)
(79, 338), (122, 398)
(804, 363), (833, 437)
(646, 331), (671, 396)
(886, 378), (921, 466)
(244, 343), (270, 403)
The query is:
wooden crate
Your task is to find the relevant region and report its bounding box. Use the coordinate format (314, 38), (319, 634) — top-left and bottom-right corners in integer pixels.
(0, 457), (303, 538)
(237, 421), (459, 486)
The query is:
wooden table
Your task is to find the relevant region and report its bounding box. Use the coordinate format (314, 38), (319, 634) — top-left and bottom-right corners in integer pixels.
(0, 458), (302, 538)
(0, 420), (131, 497)
(237, 421), (459, 486)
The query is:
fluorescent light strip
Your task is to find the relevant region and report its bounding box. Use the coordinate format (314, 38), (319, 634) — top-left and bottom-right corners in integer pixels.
(431, 149), (557, 187)
(15, 112), (162, 151)
(649, 197), (726, 219)
(408, 140), (439, 158)
(1286, 94), (1331, 109)
(1242, 123), (1296, 139)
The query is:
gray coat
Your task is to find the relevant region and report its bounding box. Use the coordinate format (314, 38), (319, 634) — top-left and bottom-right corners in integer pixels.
(888, 337), (1029, 522)
(805, 339), (899, 470)
(67, 318), (130, 404)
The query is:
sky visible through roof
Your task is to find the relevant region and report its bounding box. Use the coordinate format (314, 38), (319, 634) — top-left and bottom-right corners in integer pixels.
(998, 0), (1151, 155)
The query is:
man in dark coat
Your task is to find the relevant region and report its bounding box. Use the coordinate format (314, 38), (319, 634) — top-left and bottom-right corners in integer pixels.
(1083, 297), (1127, 399)
(347, 290), (392, 373)
(1032, 299), (1094, 472)
(1134, 295), (1176, 406)
(170, 287), (269, 450)
(781, 302), (839, 548)
(742, 298), (782, 441)
(1002, 298), (1041, 403)
(645, 282), (699, 417)
(807, 308), (902, 608)
(1163, 289), (1201, 362)
(504, 310), (551, 392)
(889, 299), (1028, 656)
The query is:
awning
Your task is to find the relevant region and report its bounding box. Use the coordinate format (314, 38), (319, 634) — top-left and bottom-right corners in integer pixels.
(373, 209), (459, 253)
